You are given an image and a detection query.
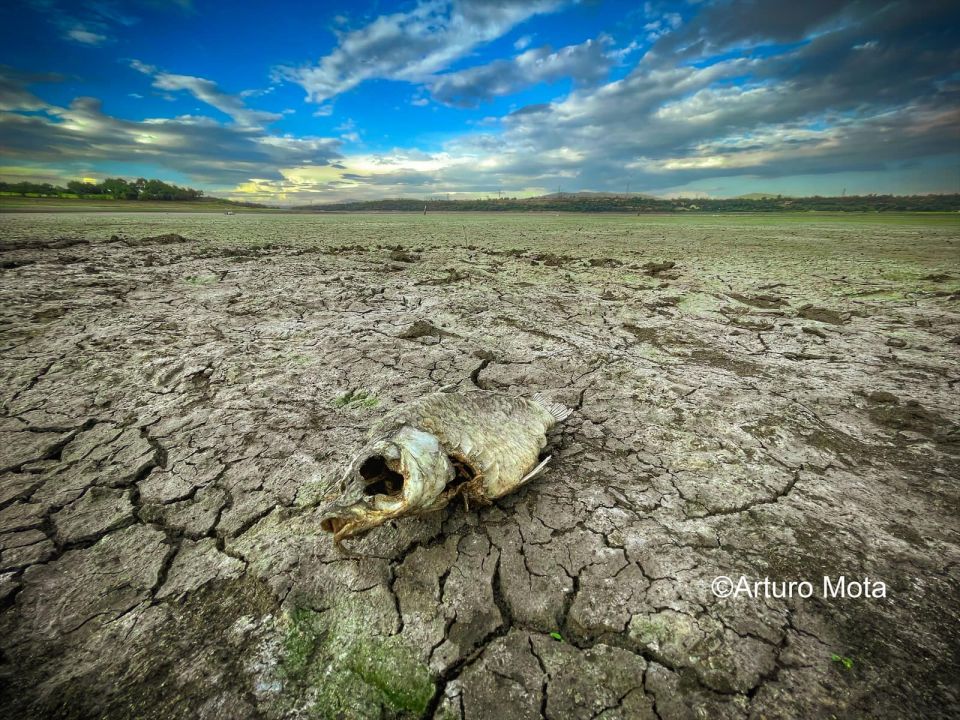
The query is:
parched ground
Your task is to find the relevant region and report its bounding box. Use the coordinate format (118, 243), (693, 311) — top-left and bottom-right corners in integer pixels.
(0, 211), (958, 719)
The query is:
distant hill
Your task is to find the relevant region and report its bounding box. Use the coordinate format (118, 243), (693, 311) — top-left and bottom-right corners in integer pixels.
(293, 193), (960, 214)
(736, 193), (791, 200)
(0, 195), (274, 213)
(539, 191), (659, 200)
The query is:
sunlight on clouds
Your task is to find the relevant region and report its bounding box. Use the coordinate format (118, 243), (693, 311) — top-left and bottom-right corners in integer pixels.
(234, 179), (288, 200)
(352, 152), (459, 174)
(225, 150), (491, 203)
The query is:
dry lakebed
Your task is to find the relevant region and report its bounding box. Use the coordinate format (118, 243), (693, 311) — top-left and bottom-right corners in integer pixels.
(0, 211), (958, 719)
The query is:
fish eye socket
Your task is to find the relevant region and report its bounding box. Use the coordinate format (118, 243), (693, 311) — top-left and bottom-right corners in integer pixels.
(359, 455), (404, 497)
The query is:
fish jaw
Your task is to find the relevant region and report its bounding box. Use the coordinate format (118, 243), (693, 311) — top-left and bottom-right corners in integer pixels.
(318, 427), (454, 542)
(319, 505), (399, 543)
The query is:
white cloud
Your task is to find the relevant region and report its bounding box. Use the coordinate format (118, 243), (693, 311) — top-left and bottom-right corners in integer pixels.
(130, 60), (282, 129)
(514, 34), (533, 50)
(0, 68), (342, 188)
(429, 36), (613, 107)
(278, 0), (565, 103)
(65, 25), (108, 45)
(130, 59), (157, 75)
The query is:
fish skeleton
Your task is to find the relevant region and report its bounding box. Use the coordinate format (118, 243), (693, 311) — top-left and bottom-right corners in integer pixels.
(319, 390), (572, 544)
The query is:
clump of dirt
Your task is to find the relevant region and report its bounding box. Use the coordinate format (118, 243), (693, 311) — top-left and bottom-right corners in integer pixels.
(728, 292), (787, 309)
(397, 320), (443, 340)
(802, 326), (828, 339)
(0, 237), (88, 251)
(866, 394), (958, 446)
(798, 304), (848, 324)
(867, 390), (899, 404)
(530, 252), (569, 266)
(588, 257), (623, 268)
(129, 233), (192, 246)
(641, 260), (676, 276)
(389, 250), (420, 263)
(419, 267), (468, 285)
(49, 237), (90, 249)
(688, 348), (762, 376)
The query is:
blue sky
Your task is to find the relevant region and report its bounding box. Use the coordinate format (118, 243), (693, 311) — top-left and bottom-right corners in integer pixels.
(1, 0), (958, 203)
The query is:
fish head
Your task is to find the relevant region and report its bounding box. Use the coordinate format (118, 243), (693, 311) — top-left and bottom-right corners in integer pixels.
(319, 426), (454, 543)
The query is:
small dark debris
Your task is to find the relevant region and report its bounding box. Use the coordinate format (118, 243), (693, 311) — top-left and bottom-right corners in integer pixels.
(130, 233), (191, 247)
(397, 320), (442, 340)
(798, 305), (847, 325)
(728, 292), (786, 309)
(642, 260), (676, 276)
(49, 237), (90, 249)
(389, 250), (420, 263)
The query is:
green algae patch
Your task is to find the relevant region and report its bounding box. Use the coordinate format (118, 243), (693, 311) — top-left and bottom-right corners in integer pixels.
(278, 603), (435, 718)
(281, 606), (325, 680)
(348, 636), (435, 715)
(332, 388), (380, 409)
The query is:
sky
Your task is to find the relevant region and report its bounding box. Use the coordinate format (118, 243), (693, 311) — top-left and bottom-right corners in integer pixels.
(1, 0), (958, 203)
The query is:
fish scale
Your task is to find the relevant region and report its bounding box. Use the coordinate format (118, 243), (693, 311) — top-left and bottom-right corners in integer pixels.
(410, 392), (555, 496)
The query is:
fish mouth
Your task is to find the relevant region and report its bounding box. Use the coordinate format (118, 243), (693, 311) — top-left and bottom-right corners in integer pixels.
(320, 447), (481, 544)
(318, 454), (406, 540)
(359, 455), (405, 497)
(319, 513), (371, 544)
(319, 509), (396, 544)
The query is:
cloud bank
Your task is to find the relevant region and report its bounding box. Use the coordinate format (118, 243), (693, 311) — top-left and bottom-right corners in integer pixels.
(1, 0), (957, 202)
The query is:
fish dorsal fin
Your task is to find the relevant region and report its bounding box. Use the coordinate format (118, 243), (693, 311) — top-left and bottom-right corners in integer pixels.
(531, 393), (573, 423)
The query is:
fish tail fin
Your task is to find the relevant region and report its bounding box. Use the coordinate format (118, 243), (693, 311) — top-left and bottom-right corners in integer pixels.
(531, 393), (573, 423)
(520, 455), (552, 484)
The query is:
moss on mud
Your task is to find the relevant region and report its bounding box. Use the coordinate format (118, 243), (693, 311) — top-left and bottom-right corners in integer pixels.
(279, 602), (434, 718)
(332, 388), (380, 409)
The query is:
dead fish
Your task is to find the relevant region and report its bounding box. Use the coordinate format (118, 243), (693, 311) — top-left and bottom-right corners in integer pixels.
(319, 390), (572, 544)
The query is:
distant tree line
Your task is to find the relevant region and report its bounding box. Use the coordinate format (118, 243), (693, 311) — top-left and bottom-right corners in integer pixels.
(0, 177), (204, 201)
(303, 193), (960, 213)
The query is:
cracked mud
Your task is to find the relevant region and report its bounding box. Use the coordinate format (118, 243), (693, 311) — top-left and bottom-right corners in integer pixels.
(0, 212), (958, 719)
